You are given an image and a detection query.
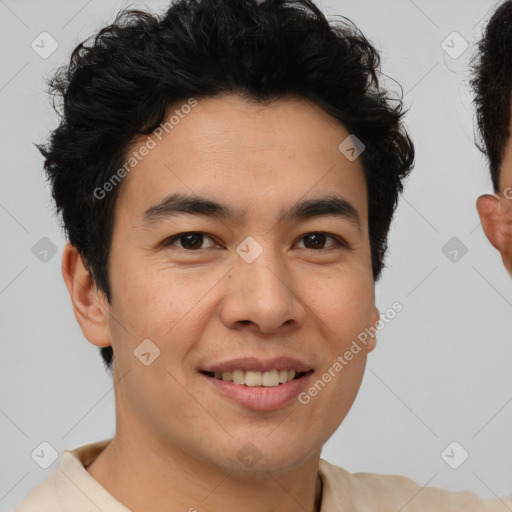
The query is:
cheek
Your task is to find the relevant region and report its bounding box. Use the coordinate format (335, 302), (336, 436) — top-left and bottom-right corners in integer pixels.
(301, 273), (374, 398)
(303, 273), (375, 338)
(107, 255), (226, 374)
(506, 204), (512, 238)
(108, 253), (195, 334)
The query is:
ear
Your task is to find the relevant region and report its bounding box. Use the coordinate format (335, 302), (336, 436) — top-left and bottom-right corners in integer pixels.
(366, 306), (380, 353)
(61, 242), (112, 348)
(476, 194), (504, 251)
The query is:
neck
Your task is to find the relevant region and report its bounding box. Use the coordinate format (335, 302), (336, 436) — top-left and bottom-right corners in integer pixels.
(86, 430), (323, 512)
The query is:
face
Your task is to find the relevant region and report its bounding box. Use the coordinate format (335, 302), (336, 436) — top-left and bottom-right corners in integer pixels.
(476, 113), (512, 276)
(76, 93), (379, 473)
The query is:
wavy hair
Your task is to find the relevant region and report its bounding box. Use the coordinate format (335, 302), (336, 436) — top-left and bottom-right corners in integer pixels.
(38, 0), (415, 371)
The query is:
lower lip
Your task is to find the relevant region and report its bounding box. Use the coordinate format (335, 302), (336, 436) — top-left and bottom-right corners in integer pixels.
(200, 372), (313, 411)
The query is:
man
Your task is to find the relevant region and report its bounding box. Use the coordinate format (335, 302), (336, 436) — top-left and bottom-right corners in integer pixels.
(472, 0), (512, 275)
(15, 0), (511, 510)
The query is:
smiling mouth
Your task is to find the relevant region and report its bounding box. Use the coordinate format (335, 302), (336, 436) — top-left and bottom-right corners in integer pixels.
(201, 369), (312, 387)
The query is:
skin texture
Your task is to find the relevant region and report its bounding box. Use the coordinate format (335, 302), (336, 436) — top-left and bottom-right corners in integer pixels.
(62, 93), (380, 512)
(476, 115), (512, 276)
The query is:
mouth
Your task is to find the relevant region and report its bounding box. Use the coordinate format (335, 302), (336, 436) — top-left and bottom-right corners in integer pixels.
(201, 369), (313, 387)
(198, 356), (314, 410)
(200, 368), (314, 411)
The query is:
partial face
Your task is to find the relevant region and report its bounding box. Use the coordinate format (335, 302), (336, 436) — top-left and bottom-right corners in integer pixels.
(101, 94), (379, 472)
(477, 113), (512, 275)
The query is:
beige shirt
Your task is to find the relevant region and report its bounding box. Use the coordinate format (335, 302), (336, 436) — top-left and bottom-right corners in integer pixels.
(14, 438), (512, 511)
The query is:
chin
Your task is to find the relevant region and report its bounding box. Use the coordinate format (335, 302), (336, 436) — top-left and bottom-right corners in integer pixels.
(218, 435), (320, 474)
(233, 450), (317, 475)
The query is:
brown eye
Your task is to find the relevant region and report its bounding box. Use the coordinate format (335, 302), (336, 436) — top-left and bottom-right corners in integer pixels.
(164, 232), (216, 250)
(297, 232), (345, 250)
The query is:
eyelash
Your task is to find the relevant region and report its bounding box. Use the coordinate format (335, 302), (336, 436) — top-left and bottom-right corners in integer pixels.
(162, 231), (350, 252)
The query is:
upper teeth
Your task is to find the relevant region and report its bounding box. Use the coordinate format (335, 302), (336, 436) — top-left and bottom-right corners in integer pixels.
(213, 369), (298, 387)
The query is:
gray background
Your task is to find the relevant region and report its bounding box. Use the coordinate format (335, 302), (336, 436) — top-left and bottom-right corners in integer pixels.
(1, 0), (511, 510)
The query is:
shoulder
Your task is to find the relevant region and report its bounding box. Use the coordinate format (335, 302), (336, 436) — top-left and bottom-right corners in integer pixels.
(14, 438), (114, 512)
(13, 471), (61, 512)
(319, 459), (512, 511)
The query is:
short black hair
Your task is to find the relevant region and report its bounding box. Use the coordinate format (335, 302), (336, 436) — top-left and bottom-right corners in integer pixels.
(38, 0), (414, 372)
(471, 0), (512, 192)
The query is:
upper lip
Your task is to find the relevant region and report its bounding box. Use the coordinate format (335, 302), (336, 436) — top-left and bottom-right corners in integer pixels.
(201, 356), (313, 373)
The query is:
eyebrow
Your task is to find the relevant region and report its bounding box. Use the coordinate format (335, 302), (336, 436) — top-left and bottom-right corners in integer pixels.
(142, 193), (361, 230)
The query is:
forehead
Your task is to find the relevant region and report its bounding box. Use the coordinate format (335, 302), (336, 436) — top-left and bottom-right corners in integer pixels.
(115, 93), (368, 226)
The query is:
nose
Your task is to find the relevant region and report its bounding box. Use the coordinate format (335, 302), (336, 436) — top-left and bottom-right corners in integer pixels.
(220, 242), (305, 334)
